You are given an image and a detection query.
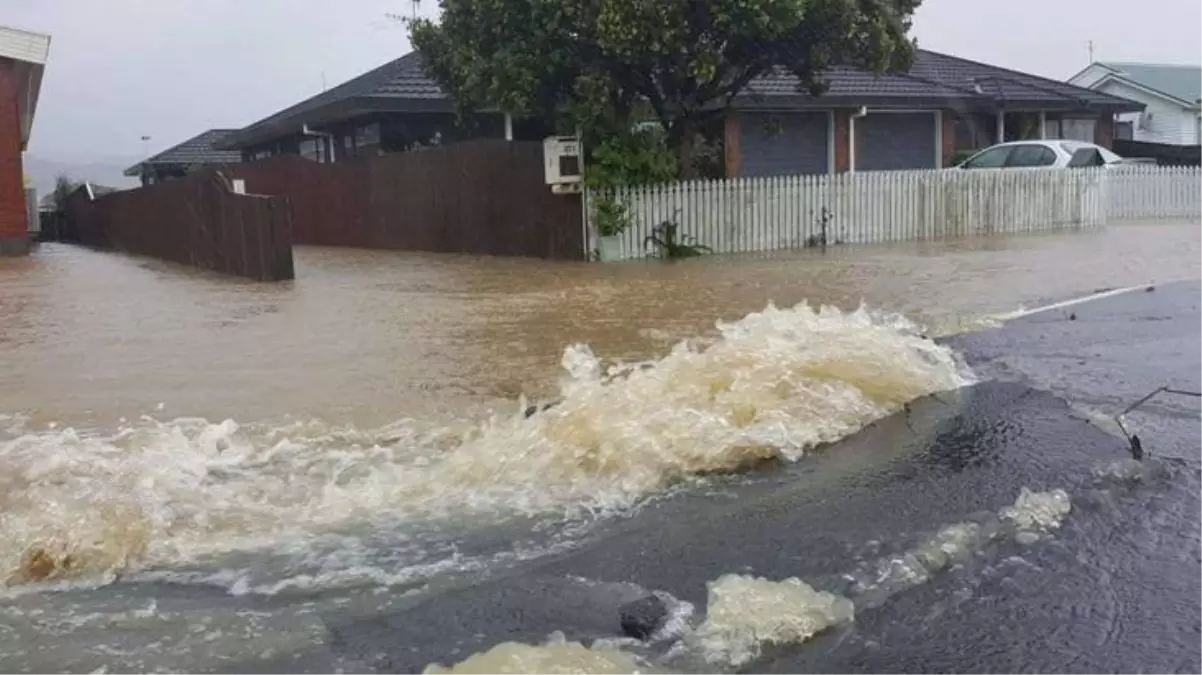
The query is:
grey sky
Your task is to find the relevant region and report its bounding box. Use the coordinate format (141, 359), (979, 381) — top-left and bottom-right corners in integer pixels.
(8, 0), (1201, 164)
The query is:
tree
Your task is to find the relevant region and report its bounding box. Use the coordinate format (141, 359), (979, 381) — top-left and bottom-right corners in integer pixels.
(410, 0), (921, 177)
(50, 174), (81, 213)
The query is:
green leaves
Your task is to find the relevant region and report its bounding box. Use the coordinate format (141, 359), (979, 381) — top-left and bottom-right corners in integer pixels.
(412, 0), (921, 178)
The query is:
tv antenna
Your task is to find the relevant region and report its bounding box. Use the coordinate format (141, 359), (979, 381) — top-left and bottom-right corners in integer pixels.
(384, 1), (420, 23)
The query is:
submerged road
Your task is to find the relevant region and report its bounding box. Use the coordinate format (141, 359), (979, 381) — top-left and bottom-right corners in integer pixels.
(315, 282), (1201, 673)
(2, 282), (1198, 674)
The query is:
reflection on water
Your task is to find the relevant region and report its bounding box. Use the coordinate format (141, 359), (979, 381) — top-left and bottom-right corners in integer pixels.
(1, 223), (1197, 429)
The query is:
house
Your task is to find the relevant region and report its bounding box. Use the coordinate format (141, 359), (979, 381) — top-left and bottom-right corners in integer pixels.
(217, 48), (1141, 178)
(215, 52), (547, 162)
(124, 129), (244, 187)
(1067, 62), (1201, 147)
(0, 24), (50, 256)
(723, 50), (1143, 176)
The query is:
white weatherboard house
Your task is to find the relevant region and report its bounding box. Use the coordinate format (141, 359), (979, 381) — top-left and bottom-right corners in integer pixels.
(1069, 62), (1202, 146)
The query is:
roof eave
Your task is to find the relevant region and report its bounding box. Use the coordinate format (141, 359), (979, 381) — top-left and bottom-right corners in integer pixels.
(1092, 72), (1197, 108)
(219, 95), (457, 150)
(0, 25), (51, 149)
(730, 92), (1144, 113)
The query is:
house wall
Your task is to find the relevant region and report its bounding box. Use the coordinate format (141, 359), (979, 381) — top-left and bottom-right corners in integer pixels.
(1094, 79), (1199, 146)
(0, 57), (28, 255)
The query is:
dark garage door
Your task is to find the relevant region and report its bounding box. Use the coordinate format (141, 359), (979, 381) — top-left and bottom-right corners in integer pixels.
(855, 112), (937, 171)
(739, 112), (829, 176)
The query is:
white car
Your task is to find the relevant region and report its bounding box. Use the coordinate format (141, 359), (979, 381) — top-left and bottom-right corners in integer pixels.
(956, 140), (1142, 170)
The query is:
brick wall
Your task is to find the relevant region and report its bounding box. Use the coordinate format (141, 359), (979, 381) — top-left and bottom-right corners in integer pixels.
(723, 112), (741, 177)
(941, 110), (959, 167)
(1094, 114), (1115, 149)
(0, 57), (29, 255)
(833, 109), (851, 172)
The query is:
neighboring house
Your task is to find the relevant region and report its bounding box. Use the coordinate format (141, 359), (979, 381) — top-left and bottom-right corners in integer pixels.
(217, 48), (1141, 177)
(124, 129), (243, 187)
(725, 50), (1142, 176)
(1068, 62), (1201, 146)
(216, 52), (546, 162)
(0, 24), (50, 256)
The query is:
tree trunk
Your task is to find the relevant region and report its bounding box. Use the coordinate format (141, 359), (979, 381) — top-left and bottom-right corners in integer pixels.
(670, 120), (698, 180)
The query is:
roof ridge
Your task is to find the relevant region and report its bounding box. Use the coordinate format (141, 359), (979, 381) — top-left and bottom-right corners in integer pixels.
(1104, 61), (1201, 69)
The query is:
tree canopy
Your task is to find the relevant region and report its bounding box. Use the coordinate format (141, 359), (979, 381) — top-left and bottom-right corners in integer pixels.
(411, 0), (921, 176)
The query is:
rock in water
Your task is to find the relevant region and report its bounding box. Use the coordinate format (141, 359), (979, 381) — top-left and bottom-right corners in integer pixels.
(619, 594), (668, 641)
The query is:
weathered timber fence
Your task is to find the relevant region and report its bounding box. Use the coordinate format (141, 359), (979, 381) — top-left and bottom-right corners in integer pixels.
(62, 174), (294, 281)
(592, 165), (1200, 261)
(229, 140), (585, 260)
(1104, 165), (1202, 221)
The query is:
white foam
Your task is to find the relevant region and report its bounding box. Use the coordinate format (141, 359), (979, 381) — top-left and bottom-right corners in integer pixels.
(1001, 488), (1072, 532)
(0, 301), (971, 585)
(691, 574), (854, 667)
(423, 631), (649, 674)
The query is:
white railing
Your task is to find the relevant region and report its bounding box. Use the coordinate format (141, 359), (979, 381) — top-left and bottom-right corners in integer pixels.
(590, 165), (1200, 261)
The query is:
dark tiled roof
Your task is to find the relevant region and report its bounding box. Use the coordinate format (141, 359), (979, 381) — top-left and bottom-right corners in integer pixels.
(219, 52), (447, 149)
(738, 50), (1142, 111)
(124, 129), (242, 176)
(221, 48), (1143, 149)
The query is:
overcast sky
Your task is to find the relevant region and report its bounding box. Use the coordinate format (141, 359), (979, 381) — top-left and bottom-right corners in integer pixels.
(8, 0), (1201, 163)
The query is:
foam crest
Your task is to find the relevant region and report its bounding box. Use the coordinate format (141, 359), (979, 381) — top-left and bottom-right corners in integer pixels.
(1, 301), (971, 585)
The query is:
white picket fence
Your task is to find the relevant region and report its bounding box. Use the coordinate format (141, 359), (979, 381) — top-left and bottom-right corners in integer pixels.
(590, 165), (1200, 261)
(1105, 165), (1202, 221)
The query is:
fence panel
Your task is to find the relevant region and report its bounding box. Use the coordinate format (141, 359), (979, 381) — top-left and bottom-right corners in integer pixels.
(61, 174), (295, 281)
(591, 165), (1197, 261)
(227, 140), (584, 260)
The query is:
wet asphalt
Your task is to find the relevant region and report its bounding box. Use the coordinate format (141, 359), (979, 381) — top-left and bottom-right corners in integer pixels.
(5, 282), (1200, 674)
(315, 281), (1201, 673)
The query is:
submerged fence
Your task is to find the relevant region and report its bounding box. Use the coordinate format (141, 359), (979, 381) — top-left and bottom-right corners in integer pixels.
(592, 165), (1201, 261)
(62, 174), (294, 281)
(230, 140), (585, 260)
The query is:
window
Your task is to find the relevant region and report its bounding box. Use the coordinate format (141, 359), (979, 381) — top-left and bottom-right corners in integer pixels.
(1115, 121), (1134, 141)
(298, 137), (328, 163)
(1059, 118), (1096, 143)
(354, 123), (381, 148)
(962, 146), (1012, 168)
(1067, 147), (1106, 168)
(1005, 144), (1057, 168)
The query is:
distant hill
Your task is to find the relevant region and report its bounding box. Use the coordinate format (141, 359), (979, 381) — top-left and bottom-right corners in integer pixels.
(23, 154), (139, 196)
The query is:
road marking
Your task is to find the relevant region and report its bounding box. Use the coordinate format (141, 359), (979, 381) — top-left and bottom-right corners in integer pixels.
(991, 283), (1159, 322)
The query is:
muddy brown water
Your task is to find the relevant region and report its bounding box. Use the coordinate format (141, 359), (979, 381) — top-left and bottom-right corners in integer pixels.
(0, 222), (1199, 673)
(2, 223), (1197, 430)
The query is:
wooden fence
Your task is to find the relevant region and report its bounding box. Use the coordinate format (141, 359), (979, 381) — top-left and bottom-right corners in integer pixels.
(1113, 139), (1200, 167)
(228, 139), (584, 259)
(62, 174), (294, 281)
(592, 165), (1200, 261)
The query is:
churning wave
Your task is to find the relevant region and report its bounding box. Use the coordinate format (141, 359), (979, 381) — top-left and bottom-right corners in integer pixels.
(1, 301), (972, 586)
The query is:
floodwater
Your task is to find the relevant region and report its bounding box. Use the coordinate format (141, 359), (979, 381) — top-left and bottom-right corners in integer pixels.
(0, 221), (1198, 673)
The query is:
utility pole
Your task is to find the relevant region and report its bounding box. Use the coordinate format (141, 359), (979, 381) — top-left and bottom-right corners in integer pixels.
(1087, 40), (1095, 64)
